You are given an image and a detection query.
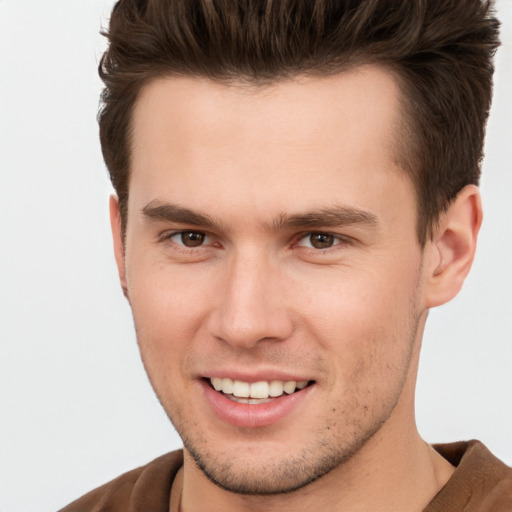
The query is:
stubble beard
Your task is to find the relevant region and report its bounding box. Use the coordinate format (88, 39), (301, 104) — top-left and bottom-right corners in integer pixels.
(181, 416), (391, 495)
(171, 327), (420, 496)
(142, 291), (424, 496)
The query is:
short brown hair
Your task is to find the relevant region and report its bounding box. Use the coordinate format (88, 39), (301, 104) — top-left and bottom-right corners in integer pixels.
(99, 0), (500, 243)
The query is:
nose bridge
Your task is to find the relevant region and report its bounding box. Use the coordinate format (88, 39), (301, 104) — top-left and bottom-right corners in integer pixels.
(211, 245), (292, 348)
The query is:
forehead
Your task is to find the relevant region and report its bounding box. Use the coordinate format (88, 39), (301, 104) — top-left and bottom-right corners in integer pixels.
(128, 66), (413, 226)
(132, 65), (402, 159)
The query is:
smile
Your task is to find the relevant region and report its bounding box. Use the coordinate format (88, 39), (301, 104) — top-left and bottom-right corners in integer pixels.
(209, 377), (310, 402)
(202, 376), (315, 427)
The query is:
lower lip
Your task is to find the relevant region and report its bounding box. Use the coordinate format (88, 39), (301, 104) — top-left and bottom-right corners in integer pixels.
(200, 380), (314, 428)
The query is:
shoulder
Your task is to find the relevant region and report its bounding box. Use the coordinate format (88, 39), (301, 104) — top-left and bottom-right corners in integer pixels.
(427, 440), (512, 512)
(58, 450), (184, 512)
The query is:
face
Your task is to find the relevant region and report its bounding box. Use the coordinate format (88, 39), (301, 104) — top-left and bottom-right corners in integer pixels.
(117, 67), (431, 494)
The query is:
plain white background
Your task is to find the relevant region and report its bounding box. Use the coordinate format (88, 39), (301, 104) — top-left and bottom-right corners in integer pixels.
(0, 1), (511, 511)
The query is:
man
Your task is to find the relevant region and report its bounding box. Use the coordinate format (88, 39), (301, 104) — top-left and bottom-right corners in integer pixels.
(60, 0), (511, 510)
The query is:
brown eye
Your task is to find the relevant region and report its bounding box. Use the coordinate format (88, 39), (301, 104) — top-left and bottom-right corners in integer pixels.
(180, 231), (206, 247)
(309, 233), (335, 249)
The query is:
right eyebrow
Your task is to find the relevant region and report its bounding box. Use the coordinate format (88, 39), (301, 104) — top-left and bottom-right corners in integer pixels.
(141, 201), (226, 230)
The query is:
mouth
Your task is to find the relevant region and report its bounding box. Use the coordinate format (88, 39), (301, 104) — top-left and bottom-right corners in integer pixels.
(201, 375), (316, 427)
(206, 377), (314, 404)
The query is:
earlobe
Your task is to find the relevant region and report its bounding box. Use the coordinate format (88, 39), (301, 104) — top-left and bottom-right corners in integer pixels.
(424, 185), (482, 308)
(109, 195), (129, 300)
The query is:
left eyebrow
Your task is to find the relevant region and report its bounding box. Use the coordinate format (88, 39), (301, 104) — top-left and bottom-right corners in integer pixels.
(271, 206), (378, 231)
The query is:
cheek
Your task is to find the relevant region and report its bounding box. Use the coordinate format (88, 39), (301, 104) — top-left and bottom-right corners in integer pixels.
(295, 261), (422, 379)
(128, 254), (214, 328)
(126, 260), (218, 382)
(297, 265), (418, 334)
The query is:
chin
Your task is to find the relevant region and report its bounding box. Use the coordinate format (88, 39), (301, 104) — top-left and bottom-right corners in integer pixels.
(179, 418), (385, 496)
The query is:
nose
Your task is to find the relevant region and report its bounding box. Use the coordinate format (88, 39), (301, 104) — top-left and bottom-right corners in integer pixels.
(208, 250), (294, 349)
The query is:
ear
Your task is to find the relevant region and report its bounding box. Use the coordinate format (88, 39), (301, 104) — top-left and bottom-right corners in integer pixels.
(424, 185), (482, 308)
(109, 195), (129, 300)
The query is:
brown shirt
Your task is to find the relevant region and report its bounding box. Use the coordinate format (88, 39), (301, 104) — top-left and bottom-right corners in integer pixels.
(59, 440), (512, 511)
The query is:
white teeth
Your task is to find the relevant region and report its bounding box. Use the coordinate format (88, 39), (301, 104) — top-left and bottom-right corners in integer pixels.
(283, 380), (297, 394)
(296, 380), (308, 389)
(269, 380), (284, 397)
(232, 380), (250, 398)
(250, 381), (270, 399)
(222, 378), (234, 394)
(210, 378), (310, 399)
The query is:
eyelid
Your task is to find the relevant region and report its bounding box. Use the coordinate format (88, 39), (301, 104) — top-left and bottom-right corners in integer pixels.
(294, 231), (352, 249)
(157, 229), (352, 251)
(158, 229), (213, 247)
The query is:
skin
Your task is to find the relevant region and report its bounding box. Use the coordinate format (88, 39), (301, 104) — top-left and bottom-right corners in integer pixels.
(111, 66), (481, 511)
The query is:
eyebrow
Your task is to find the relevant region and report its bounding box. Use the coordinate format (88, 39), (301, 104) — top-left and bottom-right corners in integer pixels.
(142, 201), (378, 232)
(142, 201), (222, 229)
(272, 207), (378, 231)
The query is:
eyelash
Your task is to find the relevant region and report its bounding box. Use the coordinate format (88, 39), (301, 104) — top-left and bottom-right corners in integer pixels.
(159, 230), (213, 250)
(294, 232), (351, 251)
(158, 230), (352, 253)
